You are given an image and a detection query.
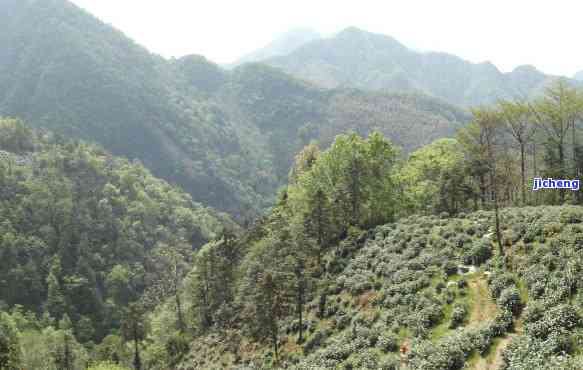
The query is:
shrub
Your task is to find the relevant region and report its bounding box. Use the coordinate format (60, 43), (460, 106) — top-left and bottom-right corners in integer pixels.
(334, 311), (351, 331)
(88, 363), (130, 370)
(377, 333), (398, 353)
(497, 287), (522, 315)
(303, 330), (330, 354)
(342, 348), (379, 370)
(491, 310), (513, 336)
(464, 240), (492, 265)
(444, 261), (458, 276)
(450, 304), (468, 329)
(526, 305), (580, 339)
(559, 207), (583, 224)
(378, 355), (400, 370)
(488, 273), (515, 298)
(543, 222), (562, 237)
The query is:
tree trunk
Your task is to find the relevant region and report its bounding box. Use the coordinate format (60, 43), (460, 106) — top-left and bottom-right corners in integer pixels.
(176, 290), (186, 333)
(349, 155), (361, 226)
(559, 138), (565, 203)
(491, 171), (503, 256)
(479, 174), (486, 209)
(297, 280), (304, 344)
(133, 325), (142, 370)
(316, 193), (324, 267)
(272, 327), (279, 364)
(64, 334), (72, 370)
(520, 143), (526, 206)
(532, 142), (537, 205)
(572, 118), (578, 204)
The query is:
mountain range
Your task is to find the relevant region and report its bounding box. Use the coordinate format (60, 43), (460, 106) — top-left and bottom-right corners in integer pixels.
(0, 0), (468, 219)
(258, 27), (571, 107)
(233, 28), (322, 66)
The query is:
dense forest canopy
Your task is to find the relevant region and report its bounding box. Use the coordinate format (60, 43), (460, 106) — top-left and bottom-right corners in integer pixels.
(0, 118), (237, 369)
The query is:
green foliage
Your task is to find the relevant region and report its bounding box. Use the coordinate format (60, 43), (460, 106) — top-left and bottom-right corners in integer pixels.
(264, 27), (559, 107)
(399, 138), (471, 215)
(87, 362), (131, 370)
(289, 132), (399, 236)
(0, 2), (468, 219)
(0, 120), (236, 344)
(0, 313), (21, 370)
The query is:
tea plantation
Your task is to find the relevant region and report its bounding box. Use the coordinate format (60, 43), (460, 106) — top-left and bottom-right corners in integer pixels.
(181, 206), (583, 369)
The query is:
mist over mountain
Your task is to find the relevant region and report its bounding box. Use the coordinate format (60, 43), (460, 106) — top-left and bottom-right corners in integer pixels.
(233, 28), (322, 66)
(255, 27), (569, 107)
(0, 1), (467, 219)
(6, 2), (583, 370)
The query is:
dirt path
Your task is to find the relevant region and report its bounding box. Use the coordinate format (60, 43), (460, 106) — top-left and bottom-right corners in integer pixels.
(468, 275), (497, 324)
(470, 275), (524, 370)
(468, 274), (505, 370)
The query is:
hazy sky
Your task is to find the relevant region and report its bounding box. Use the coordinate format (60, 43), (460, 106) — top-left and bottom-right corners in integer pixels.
(70, 0), (582, 77)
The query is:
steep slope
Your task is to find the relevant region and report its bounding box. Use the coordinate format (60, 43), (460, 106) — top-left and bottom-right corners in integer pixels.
(178, 206), (583, 369)
(0, 0), (258, 217)
(264, 27), (569, 107)
(0, 1), (468, 219)
(0, 118), (237, 341)
(233, 28), (322, 66)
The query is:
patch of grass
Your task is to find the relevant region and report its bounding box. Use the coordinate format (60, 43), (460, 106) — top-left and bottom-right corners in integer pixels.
(397, 327), (410, 342)
(465, 337), (503, 369)
(430, 303), (454, 341)
(515, 278), (529, 305)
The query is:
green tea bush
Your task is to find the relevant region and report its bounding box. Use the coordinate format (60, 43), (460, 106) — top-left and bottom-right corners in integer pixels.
(464, 240), (492, 265)
(450, 304), (468, 329)
(303, 329), (330, 354)
(488, 273), (516, 298)
(559, 207), (583, 224)
(497, 287), (522, 315)
(378, 355), (400, 370)
(377, 333), (398, 352)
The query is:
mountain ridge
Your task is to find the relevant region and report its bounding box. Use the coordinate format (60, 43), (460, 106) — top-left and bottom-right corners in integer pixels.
(257, 26), (572, 107)
(233, 28), (322, 66)
(0, 2), (469, 219)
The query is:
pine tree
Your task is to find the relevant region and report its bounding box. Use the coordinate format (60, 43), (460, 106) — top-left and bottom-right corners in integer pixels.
(121, 303), (146, 370)
(46, 260), (67, 321)
(0, 313), (21, 370)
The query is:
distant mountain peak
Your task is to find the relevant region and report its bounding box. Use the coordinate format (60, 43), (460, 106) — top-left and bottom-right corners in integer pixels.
(512, 64), (540, 74)
(233, 27), (321, 66)
(335, 26), (404, 46)
(262, 26), (574, 107)
(336, 26), (367, 36)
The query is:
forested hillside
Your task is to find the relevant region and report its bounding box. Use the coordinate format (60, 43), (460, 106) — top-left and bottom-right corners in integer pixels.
(0, 0), (468, 219)
(5, 2), (583, 370)
(0, 118), (237, 369)
(135, 81), (583, 370)
(261, 27), (572, 107)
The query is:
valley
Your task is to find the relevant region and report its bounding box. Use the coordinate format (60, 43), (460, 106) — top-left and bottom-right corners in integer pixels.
(1, 1), (583, 370)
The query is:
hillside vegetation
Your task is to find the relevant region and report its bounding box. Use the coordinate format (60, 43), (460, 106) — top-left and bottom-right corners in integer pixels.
(4, 2), (583, 370)
(263, 27), (573, 107)
(0, 0), (468, 219)
(177, 206), (583, 369)
(0, 118), (236, 369)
